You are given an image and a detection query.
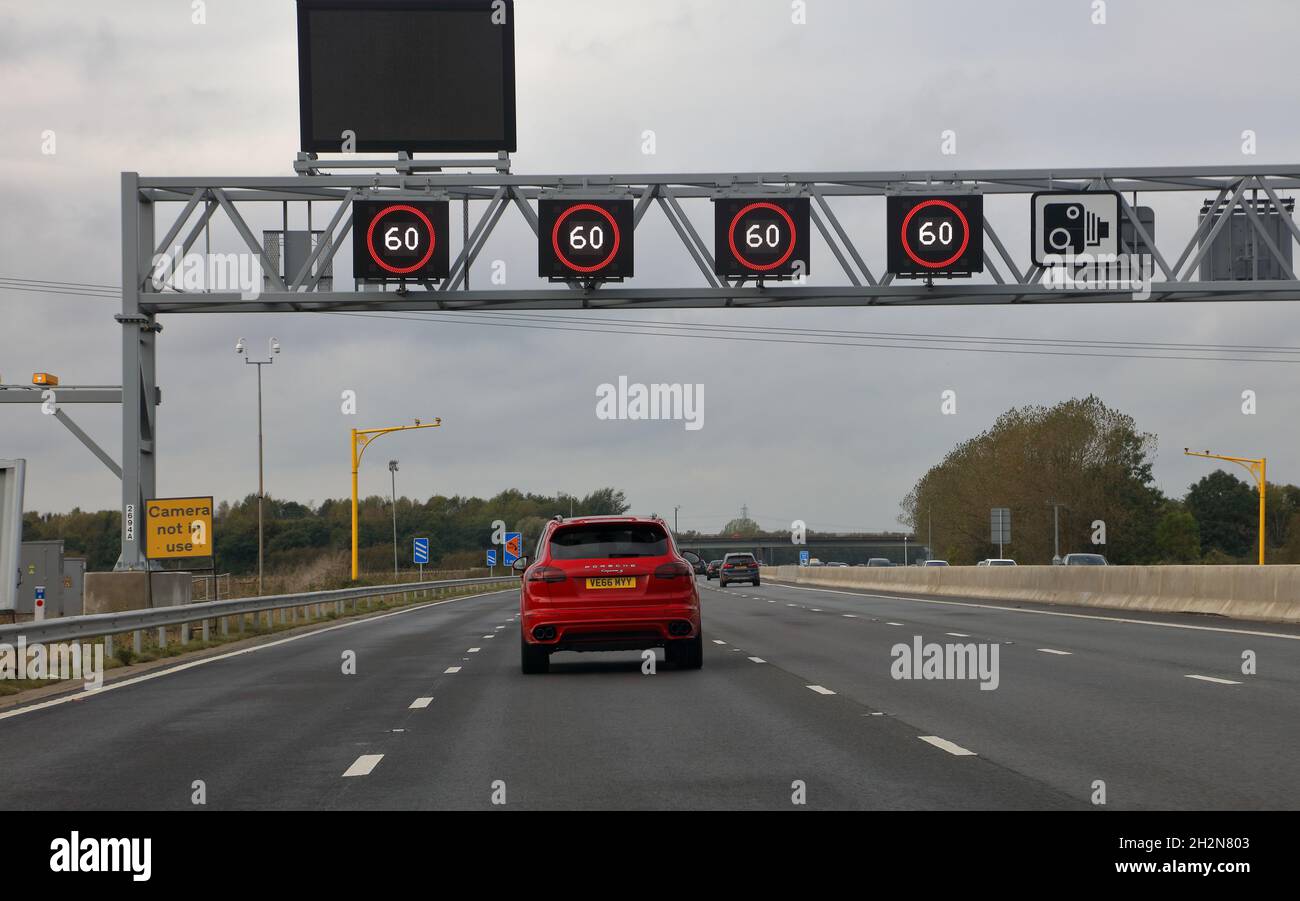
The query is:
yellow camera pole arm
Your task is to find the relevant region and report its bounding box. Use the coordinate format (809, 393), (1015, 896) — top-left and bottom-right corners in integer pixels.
(352, 419), (441, 580)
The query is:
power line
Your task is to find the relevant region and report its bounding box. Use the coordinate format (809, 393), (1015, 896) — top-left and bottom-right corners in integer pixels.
(7, 273), (1300, 363)
(324, 310), (1300, 364)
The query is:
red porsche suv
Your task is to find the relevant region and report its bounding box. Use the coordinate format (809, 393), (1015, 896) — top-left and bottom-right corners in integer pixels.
(516, 515), (703, 674)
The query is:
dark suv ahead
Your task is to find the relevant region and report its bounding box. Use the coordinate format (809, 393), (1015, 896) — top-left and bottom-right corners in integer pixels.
(516, 515), (703, 674)
(718, 552), (760, 587)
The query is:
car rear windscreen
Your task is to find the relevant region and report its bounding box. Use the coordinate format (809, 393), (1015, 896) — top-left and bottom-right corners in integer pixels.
(727, 555), (756, 564)
(549, 524), (669, 560)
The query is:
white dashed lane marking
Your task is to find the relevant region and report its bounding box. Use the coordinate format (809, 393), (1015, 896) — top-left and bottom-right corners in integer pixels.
(1037, 648), (1072, 656)
(1186, 674), (1241, 685)
(842, 614), (858, 618)
(748, 656), (766, 664)
(444, 666), (462, 674)
(919, 736), (976, 756)
(468, 647), (481, 653)
(409, 697), (433, 709)
(712, 639), (727, 645)
(342, 754), (384, 777)
(886, 622), (905, 627)
(946, 632), (970, 638)
(806, 685), (836, 695)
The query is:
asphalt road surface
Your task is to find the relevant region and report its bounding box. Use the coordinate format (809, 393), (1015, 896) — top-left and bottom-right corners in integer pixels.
(1, 578), (1296, 810)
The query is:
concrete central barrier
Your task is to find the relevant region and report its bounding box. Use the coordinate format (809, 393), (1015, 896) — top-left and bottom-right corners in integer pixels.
(762, 564), (1300, 624)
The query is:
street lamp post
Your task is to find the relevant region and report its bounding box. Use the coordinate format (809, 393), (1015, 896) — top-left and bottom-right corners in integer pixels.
(674, 505), (680, 533)
(389, 460), (399, 579)
(235, 336), (279, 596)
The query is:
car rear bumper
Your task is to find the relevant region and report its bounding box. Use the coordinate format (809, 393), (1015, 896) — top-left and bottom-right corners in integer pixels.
(719, 569), (759, 581)
(522, 602), (700, 650)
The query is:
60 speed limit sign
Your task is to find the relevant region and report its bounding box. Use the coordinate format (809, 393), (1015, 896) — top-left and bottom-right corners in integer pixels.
(714, 197), (810, 278)
(538, 199), (635, 279)
(352, 199), (450, 280)
(886, 194), (984, 277)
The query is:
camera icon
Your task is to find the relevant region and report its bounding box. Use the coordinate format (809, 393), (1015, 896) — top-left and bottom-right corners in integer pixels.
(1044, 202), (1110, 255)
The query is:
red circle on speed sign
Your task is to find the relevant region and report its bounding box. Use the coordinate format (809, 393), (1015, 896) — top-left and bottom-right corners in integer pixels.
(900, 199), (970, 269)
(366, 204), (437, 275)
(551, 204), (621, 274)
(728, 202), (798, 272)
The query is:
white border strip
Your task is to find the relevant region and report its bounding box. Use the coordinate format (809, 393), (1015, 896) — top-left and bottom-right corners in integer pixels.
(777, 583), (1300, 640)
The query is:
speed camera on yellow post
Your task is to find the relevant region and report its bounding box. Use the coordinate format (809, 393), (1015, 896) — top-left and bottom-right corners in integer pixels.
(144, 496), (215, 559)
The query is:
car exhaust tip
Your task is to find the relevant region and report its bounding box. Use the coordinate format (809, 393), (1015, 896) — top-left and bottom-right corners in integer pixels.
(668, 621), (692, 637)
(532, 625), (557, 641)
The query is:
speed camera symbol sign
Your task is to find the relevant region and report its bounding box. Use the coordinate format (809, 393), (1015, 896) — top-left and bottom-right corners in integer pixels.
(1032, 191), (1122, 265)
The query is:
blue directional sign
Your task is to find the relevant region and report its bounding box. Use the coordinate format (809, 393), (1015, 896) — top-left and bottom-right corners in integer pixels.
(486, 549), (497, 567)
(799, 550), (810, 565)
(503, 532), (522, 565)
(413, 537), (429, 565)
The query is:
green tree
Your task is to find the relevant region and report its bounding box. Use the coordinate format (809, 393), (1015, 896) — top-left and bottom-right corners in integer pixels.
(720, 517), (762, 537)
(1154, 506), (1201, 563)
(1184, 470), (1256, 558)
(900, 396), (1164, 565)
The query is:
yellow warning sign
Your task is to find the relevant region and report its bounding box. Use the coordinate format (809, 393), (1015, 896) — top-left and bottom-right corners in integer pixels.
(144, 496), (214, 559)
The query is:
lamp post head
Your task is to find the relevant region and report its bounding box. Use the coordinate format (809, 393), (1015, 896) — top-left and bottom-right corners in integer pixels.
(270, 337), (281, 355)
(235, 337), (246, 355)
(389, 460), (399, 472)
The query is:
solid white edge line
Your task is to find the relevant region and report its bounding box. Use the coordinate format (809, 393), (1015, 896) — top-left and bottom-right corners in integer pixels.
(1185, 674), (1242, 685)
(342, 754), (384, 777)
(409, 697), (433, 709)
(777, 583), (1300, 641)
(0, 588), (516, 722)
(919, 735), (977, 756)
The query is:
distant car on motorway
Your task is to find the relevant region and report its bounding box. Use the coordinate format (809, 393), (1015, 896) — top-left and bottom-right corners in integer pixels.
(681, 550), (707, 575)
(981, 558), (1017, 566)
(923, 560), (949, 567)
(719, 552), (760, 587)
(1062, 553), (1108, 565)
(866, 558), (893, 567)
(705, 559), (722, 580)
(516, 514), (702, 673)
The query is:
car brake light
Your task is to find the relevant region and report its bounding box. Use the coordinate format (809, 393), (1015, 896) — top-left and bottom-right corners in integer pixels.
(653, 561), (692, 579)
(526, 566), (567, 583)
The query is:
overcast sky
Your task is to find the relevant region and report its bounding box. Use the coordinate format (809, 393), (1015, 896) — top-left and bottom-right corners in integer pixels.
(2, 0), (1300, 538)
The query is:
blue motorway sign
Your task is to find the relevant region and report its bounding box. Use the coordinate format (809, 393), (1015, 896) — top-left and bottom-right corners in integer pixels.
(413, 537), (429, 565)
(503, 532), (522, 565)
(486, 549), (498, 567)
(799, 550), (810, 565)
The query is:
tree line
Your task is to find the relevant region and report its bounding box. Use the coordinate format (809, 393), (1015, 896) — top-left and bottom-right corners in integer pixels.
(899, 395), (1300, 565)
(22, 487), (631, 574)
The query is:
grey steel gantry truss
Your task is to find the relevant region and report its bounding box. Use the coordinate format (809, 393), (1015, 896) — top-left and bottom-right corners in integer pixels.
(116, 164), (1300, 568)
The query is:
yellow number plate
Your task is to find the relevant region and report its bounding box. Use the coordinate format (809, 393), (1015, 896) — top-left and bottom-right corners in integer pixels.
(585, 576), (636, 589)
